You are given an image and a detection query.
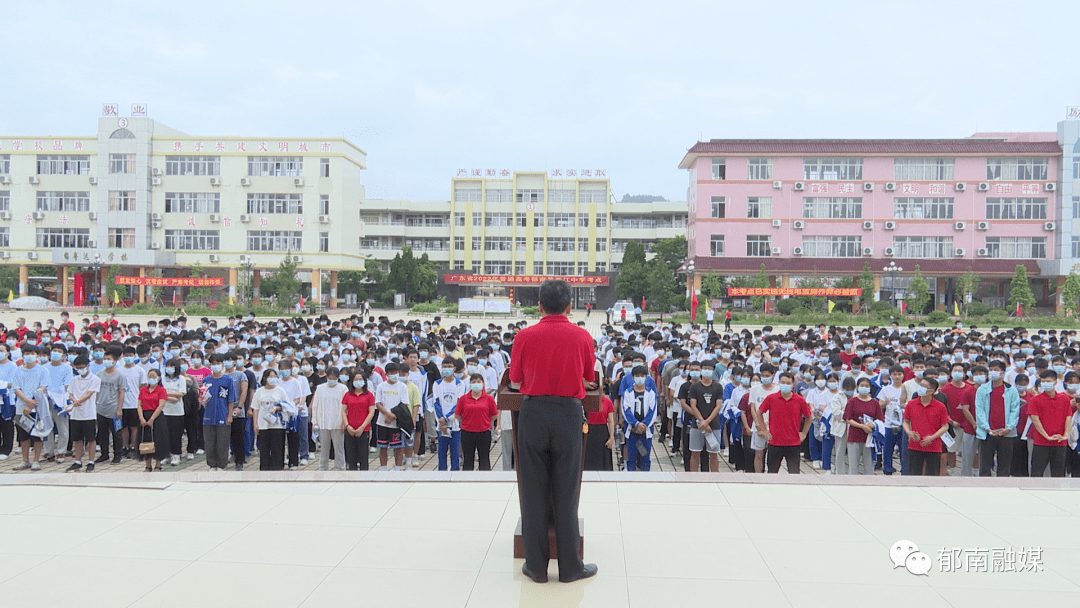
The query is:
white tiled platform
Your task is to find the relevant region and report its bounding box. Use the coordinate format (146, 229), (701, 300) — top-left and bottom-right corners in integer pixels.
(1, 472), (1079, 607)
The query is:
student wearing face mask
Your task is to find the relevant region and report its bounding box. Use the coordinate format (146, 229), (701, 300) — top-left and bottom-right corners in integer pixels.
(64, 356), (100, 472)
(622, 365), (657, 471)
(747, 365), (780, 473)
(137, 369), (169, 472)
(903, 377), (950, 476)
(431, 358), (466, 471)
(455, 374), (499, 471)
(974, 359), (1020, 477)
(804, 370), (830, 468)
(878, 365), (910, 475)
(754, 372), (813, 474)
(252, 369), (289, 471)
(200, 354), (237, 471)
(685, 361), (724, 472)
(342, 370), (376, 470)
(374, 362), (410, 470)
(843, 377), (883, 475)
(311, 368), (348, 471)
(161, 359), (188, 466)
(1025, 370), (1073, 477)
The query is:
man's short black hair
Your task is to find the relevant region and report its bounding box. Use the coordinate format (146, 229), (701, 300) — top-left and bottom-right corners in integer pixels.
(538, 280), (571, 315)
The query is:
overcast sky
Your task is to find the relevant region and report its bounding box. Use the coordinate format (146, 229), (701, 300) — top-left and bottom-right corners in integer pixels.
(3, 0), (1078, 201)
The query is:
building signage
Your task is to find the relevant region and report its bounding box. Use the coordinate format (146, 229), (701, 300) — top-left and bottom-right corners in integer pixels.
(1067, 106), (1080, 120)
(115, 276), (224, 287)
(455, 169), (607, 178)
(727, 287), (861, 297)
(443, 274), (609, 286)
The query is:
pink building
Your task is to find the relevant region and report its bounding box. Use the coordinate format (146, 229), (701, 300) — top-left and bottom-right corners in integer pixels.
(679, 136), (1064, 312)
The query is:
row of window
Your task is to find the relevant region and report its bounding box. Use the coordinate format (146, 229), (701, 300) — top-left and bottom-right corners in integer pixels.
(453, 212), (611, 228)
(0, 190), (333, 215)
(454, 188), (608, 204)
(709, 196), (1051, 221)
(19, 155), (333, 177)
(31, 228), (329, 252)
(708, 234), (1047, 259)
(709, 157), (1051, 181)
(449, 260), (609, 274)
(453, 236), (609, 252)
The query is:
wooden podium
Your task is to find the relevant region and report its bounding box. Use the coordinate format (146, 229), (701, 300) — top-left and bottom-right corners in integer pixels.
(496, 372), (601, 559)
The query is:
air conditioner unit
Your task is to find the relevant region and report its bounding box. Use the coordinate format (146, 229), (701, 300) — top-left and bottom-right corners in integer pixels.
(151, 220), (162, 228)
(152, 168), (163, 176)
(0, 176), (11, 185)
(771, 219), (782, 228)
(290, 255), (302, 263)
(241, 177), (251, 187)
(26, 252), (38, 260)
(88, 177), (97, 185)
(772, 180), (782, 189)
(87, 211), (97, 221)
(884, 221), (897, 230)
(87, 240), (96, 248)
(0, 211), (10, 220)
(770, 247), (781, 256)
(209, 177), (221, 186)
(861, 221), (873, 230)
(793, 246), (804, 255)
(240, 214), (251, 223)
(32, 211), (45, 221)
(863, 182), (874, 191)
(954, 221), (967, 231)
(884, 182), (897, 191)
(883, 247), (895, 257)
(976, 248), (989, 257)
(293, 177), (305, 187)
(978, 182), (990, 191)
(150, 242), (160, 250)
(151, 212), (162, 221)
(1045, 183), (1057, 191)
(976, 221), (990, 231)
(209, 254), (220, 263)
(239, 255), (251, 264)
(209, 214), (221, 222)
(862, 247), (873, 256)
(1044, 221), (1056, 231)
(152, 177), (162, 186)
(793, 220), (805, 230)
(0, 251), (8, 259)
(793, 181), (805, 191)
(954, 248), (966, 257)
(28, 176), (39, 185)
(319, 215), (330, 224)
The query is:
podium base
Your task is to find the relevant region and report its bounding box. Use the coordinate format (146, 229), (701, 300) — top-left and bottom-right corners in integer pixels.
(513, 517), (584, 559)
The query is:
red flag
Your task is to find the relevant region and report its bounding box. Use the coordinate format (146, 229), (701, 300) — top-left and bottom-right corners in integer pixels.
(1017, 302), (1022, 316)
(900, 301), (907, 314)
(641, 296), (646, 311)
(690, 291), (699, 322)
(765, 300), (770, 314)
(172, 290), (177, 305)
(300, 295), (305, 308)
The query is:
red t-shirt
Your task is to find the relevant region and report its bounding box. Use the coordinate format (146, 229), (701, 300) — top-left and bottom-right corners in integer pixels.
(508, 315), (595, 400)
(1027, 391), (1075, 447)
(187, 366), (212, 384)
(838, 352), (856, 367)
(587, 396), (616, 426)
(843, 397), (883, 443)
(988, 384), (1007, 431)
(903, 397), (949, 452)
(139, 385), (168, 411)
(940, 382), (976, 434)
(902, 368), (915, 382)
(758, 392), (811, 447)
(456, 392), (497, 432)
(343, 391), (375, 433)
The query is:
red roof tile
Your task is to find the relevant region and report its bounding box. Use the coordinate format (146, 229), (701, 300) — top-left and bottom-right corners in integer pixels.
(679, 139), (1062, 167)
(688, 257), (1040, 278)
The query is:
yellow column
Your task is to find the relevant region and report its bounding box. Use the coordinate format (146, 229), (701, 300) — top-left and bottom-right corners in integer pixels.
(873, 275), (882, 303)
(228, 267), (238, 305)
(18, 264), (28, 297)
(311, 268), (321, 305)
(252, 269), (261, 305)
(329, 270), (338, 309)
(1056, 275), (1066, 317)
(61, 266), (69, 305)
(781, 275), (791, 289)
(936, 277), (947, 312)
(138, 267), (146, 304)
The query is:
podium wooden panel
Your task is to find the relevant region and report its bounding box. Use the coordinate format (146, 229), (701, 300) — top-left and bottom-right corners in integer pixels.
(496, 372), (600, 560)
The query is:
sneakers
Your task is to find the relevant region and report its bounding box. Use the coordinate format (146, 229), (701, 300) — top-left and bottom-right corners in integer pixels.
(170, 455), (180, 466)
(196, 449), (205, 455)
(235, 464), (244, 471)
(65, 463), (83, 472)
(85, 463), (95, 473)
(111, 454), (122, 464)
(300, 459), (309, 466)
(186, 453), (195, 460)
(0, 453), (8, 461)
(54, 455), (65, 464)
(30, 462), (40, 471)
(12, 462), (31, 471)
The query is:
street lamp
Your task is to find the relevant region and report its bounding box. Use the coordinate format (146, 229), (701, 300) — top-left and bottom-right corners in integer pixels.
(89, 254), (103, 314)
(241, 258), (255, 304)
(882, 261), (904, 309)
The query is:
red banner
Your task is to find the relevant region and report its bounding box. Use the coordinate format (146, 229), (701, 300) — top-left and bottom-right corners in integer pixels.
(727, 287), (861, 297)
(442, 274), (609, 286)
(115, 276), (225, 287)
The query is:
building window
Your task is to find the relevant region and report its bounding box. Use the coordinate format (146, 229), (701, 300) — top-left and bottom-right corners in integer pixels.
(0, 155), (9, 174)
(37, 191), (90, 212)
(247, 156), (303, 177)
(893, 158), (955, 181)
(486, 189), (512, 203)
(985, 198), (1047, 220)
(246, 230), (302, 251)
(893, 198), (953, 219)
(485, 237), (512, 251)
(710, 196), (726, 218)
(580, 189), (606, 203)
(1073, 196), (1080, 219)
(892, 236), (953, 258)
(515, 189), (543, 204)
(547, 262), (575, 274)
(1074, 158), (1079, 179)
(547, 212), (574, 228)
(454, 212), (465, 226)
(36, 228), (90, 248)
(404, 238), (449, 252)
(710, 235), (725, 257)
(515, 261), (525, 275)
(108, 228), (136, 249)
(578, 213), (589, 228)
(320, 158), (330, 177)
(319, 232), (329, 252)
(36, 155), (91, 175)
(319, 195), (330, 215)
(801, 235), (861, 257)
(533, 262), (545, 274)
(484, 261), (512, 274)
(453, 260), (465, 270)
(108, 191), (136, 211)
(485, 212), (512, 227)
(1072, 236), (1080, 259)
(454, 236), (464, 251)
(165, 156), (221, 176)
(515, 215), (527, 228)
(0, 227), (8, 248)
(747, 158), (773, 180)
(246, 193), (303, 214)
(405, 214), (449, 227)
(109, 153), (136, 174)
(985, 236), (1046, 259)
(548, 189), (575, 203)
(165, 192), (220, 213)
(595, 262), (607, 272)
(711, 158), (726, 180)
(472, 261), (481, 274)
(746, 197), (773, 219)
(596, 214), (608, 228)
(986, 158), (1049, 181)
(577, 262), (589, 275)
(533, 239), (545, 251)
(802, 197), (862, 219)
(470, 237), (481, 251)
(746, 235), (771, 257)
(0, 191), (8, 211)
(595, 240), (607, 252)
(533, 214), (545, 228)
(547, 237), (574, 252)
(803, 158), (863, 180)
(515, 236), (526, 251)
(455, 187), (482, 202)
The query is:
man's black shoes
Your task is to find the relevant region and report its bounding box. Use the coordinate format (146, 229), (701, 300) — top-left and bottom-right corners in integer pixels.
(559, 563), (598, 583)
(521, 564), (548, 583)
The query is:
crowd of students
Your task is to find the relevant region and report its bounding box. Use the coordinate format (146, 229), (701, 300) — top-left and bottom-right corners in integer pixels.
(597, 319), (1080, 477)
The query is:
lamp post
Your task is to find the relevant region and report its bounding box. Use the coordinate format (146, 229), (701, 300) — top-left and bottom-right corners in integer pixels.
(241, 258), (255, 304)
(882, 261), (903, 309)
(89, 254), (103, 314)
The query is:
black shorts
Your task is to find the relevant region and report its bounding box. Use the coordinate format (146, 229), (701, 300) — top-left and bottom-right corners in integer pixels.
(122, 409), (141, 428)
(376, 425), (404, 449)
(16, 426), (42, 444)
(70, 419), (97, 443)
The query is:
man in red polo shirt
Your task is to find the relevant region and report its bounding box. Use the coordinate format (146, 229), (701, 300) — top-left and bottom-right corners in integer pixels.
(754, 371), (812, 474)
(509, 280), (597, 584)
(1027, 369), (1076, 477)
(904, 376), (950, 476)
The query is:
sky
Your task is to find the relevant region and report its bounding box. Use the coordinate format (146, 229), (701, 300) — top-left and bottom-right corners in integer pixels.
(3, 0), (1079, 202)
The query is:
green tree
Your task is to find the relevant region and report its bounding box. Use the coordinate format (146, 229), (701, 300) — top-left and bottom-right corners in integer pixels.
(700, 270), (724, 300)
(187, 262), (212, 302)
(386, 246), (440, 303)
(955, 268), (980, 314)
(908, 264), (930, 316)
(0, 266), (18, 298)
(1007, 264), (1036, 314)
(615, 241), (648, 304)
(644, 258), (680, 314)
(261, 254), (301, 309)
(414, 253), (440, 302)
(751, 263), (769, 310)
(652, 236), (688, 286)
(793, 276), (829, 310)
(1062, 268), (1080, 317)
(857, 262), (875, 312)
(105, 263), (121, 305)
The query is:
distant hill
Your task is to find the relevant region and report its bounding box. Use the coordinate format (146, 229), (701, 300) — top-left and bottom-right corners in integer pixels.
(620, 194), (669, 203)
